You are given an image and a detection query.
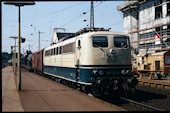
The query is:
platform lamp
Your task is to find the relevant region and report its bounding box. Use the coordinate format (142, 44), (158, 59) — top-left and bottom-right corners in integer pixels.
(4, 1), (35, 91)
(9, 36), (18, 75)
(11, 46), (15, 72)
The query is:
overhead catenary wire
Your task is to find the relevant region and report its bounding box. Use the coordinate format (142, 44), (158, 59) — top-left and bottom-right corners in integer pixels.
(3, 1), (126, 53)
(59, 2), (103, 28)
(104, 20), (123, 28)
(2, 2), (83, 24)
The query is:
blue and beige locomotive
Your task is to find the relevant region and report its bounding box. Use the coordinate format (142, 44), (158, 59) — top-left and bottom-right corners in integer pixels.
(43, 27), (138, 96)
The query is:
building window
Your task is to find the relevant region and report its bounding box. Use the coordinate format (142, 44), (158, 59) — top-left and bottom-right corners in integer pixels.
(165, 56), (170, 64)
(139, 31), (155, 40)
(139, 42), (162, 50)
(154, 0), (162, 6)
(155, 26), (163, 36)
(167, 2), (170, 15)
(155, 5), (163, 19)
(167, 25), (170, 35)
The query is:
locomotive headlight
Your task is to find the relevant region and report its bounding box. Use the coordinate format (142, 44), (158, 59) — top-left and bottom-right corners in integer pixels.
(126, 70), (131, 75)
(93, 70), (98, 75)
(121, 70), (126, 75)
(110, 49), (115, 54)
(99, 70), (104, 76)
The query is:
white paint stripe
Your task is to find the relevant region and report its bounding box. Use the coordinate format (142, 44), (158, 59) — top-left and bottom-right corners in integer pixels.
(44, 72), (92, 85)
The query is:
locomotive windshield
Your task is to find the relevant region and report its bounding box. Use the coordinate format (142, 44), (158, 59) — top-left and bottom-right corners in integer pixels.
(114, 36), (128, 48)
(92, 36), (108, 47)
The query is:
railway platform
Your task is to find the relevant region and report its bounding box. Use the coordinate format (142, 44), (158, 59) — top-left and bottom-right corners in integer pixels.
(137, 77), (170, 89)
(2, 66), (126, 112)
(2, 66), (24, 112)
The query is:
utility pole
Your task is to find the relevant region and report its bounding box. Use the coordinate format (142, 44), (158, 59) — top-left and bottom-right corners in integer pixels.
(90, 1), (94, 28)
(29, 44), (30, 51)
(38, 31), (44, 50)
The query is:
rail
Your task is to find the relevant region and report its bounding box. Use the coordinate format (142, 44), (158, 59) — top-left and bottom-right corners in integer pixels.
(119, 96), (165, 111)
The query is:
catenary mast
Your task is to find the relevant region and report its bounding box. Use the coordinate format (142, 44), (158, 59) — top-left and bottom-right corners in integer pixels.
(90, 1), (94, 28)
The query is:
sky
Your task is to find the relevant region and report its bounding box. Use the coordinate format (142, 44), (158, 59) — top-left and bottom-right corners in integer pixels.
(2, 1), (124, 54)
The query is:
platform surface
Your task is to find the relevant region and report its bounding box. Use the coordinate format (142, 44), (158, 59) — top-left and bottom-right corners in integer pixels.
(2, 66), (126, 112)
(137, 77), (170, 84)
(2, 66), (24, 112)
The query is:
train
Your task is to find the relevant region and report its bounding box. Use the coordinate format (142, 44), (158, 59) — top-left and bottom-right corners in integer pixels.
(21, 27), (138, 96)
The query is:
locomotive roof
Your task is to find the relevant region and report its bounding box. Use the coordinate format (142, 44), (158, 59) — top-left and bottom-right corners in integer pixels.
(56, 32), (76, 40)
(45, 31), (129, 51)
(76, 31), (129, 37)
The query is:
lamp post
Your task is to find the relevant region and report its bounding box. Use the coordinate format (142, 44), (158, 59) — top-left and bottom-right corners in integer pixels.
(4, 1), (35, 91)
(9, 36), (18, 75)
(11, 46), (15, 72)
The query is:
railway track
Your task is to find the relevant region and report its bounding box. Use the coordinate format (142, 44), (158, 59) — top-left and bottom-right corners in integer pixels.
(95, 93), (167, 111)
(118, 96), (165, 111)
(96, 84), (170, 111)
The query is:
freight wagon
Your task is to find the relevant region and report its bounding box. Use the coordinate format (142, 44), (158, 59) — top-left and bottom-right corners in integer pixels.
(32, 49), (44, 75)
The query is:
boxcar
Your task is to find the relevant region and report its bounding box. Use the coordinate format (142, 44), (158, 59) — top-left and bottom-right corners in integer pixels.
(32, 48), (44, 75)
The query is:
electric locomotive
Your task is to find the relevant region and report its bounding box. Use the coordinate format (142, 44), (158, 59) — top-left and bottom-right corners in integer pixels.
(43, 27), (138, 96)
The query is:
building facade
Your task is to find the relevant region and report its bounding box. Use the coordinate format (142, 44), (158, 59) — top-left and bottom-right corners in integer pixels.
(117, 0), (170, 58)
